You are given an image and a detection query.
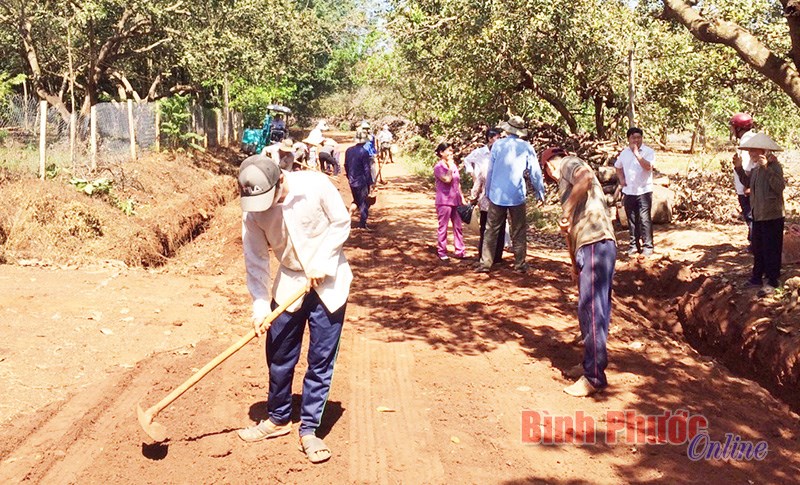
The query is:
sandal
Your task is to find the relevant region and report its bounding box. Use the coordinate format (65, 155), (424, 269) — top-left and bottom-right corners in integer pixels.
(237, 420), (291, 442)
(299, 434), (332, 464)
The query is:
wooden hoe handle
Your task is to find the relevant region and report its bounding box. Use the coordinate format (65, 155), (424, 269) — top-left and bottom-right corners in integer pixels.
(145, 286), (309, 418)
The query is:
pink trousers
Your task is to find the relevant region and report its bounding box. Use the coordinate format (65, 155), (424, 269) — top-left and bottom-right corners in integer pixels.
(436, 205), (465, 258)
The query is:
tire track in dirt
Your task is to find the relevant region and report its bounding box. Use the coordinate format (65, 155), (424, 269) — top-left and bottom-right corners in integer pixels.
(0, 363), (148, 483)
(345, 324), (444, 484)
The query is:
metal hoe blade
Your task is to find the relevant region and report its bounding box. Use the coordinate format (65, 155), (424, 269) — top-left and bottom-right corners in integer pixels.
(137, 403), (168, 442)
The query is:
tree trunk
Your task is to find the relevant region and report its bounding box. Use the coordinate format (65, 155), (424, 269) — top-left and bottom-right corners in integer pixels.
(19, 17), (71, 122)
(689, 117), (701, 154)
(144, 74), (161, 102)
(223, 78), (230, 147)
(627, 46), (636, 128)
(594, 95), (606, 138)
(517, 74), (579, 134)
(504, 52), (580, 133)
(781, 1), (800, 71)
(663, 0), (800, 108)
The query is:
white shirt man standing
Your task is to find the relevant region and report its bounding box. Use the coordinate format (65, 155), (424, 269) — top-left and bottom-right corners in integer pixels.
(614, 127), (656, 257)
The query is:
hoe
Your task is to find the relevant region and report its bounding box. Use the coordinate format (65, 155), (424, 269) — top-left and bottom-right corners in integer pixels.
(137, 286), (308, 442)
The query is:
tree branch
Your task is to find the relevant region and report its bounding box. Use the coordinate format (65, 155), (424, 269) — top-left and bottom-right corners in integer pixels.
(144, 73), (161, 102)
(663, 0), (800, 108)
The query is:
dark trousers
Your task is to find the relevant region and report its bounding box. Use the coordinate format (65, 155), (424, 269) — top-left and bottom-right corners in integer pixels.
(480, 202), (527, 269)
(479, 210), (505, 263)
(751, 217), (784, 288)
(623, 192), (654, 252)
(319, 152), (340, 175)
(267, 290), (346, 437)
(576, 239), (616, 389)
(350, 184), (370, 228)
(737, 194), (753, 243)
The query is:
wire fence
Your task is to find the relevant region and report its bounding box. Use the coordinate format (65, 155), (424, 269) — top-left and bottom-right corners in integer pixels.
(0, 94), (242, 179)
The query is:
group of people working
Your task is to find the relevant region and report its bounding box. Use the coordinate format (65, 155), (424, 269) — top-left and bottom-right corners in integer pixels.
(432, 113), (788, 397)
(228, 112), (786, 465)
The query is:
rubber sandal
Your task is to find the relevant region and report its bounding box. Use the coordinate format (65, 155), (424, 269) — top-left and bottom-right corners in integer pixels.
(299, 435), (332, 464)
(237, 420), (291, 442)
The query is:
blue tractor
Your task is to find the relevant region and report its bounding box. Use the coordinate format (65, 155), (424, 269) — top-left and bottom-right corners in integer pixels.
(241, 104), (292, 155)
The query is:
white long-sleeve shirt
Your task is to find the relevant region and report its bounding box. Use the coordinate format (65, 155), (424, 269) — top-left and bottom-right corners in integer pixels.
(733, 130), (755, 195)
(242, 171), (352, 313)
(462, 146), (490, 176)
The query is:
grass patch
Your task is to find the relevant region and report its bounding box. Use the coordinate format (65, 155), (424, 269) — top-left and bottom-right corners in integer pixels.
(527, 201), (560, 234)
(400, 135), (436, 186)
(0, 143), (77, 175)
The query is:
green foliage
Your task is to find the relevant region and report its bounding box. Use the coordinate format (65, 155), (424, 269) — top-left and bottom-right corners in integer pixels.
(387, 0), (638, 137)
(44, 162), (60, 180)
(69, 176), (136, 215)
(112, 196), (136, 216)
(527, 204), (559, 233)
(380, 0), (800, 146)
(400, 135), (437, 184)
(0, 71), (25, 99)
(0, 129), (8, 145)
(230, 82), (296, 127)
(158, 95), (204, 150)
(70, 177), (113, 196)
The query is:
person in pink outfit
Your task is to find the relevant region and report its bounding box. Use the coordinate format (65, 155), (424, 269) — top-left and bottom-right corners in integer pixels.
(433, 143), (466, 261)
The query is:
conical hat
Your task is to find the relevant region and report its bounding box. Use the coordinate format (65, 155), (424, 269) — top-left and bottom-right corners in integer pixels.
(739, 132), (783, 151)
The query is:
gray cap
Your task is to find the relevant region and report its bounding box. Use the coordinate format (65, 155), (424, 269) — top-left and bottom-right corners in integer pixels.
(239, 155), (281, 212)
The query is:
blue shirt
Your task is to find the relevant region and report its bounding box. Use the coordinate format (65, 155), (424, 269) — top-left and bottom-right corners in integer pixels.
(364, 135), (377, 157)
(485, 135), (545, 206)
(345, 144), (373, 188)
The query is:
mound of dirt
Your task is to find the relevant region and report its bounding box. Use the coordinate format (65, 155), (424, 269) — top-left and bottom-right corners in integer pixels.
(678, 274), (800, 412)
(0, 150), (240, 267)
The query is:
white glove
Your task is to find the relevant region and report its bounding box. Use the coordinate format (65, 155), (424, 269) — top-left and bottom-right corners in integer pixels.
(252, 299), (271, 337)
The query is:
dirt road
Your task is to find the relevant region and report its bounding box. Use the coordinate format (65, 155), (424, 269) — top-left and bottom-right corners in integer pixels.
(1, 160), (799, 484)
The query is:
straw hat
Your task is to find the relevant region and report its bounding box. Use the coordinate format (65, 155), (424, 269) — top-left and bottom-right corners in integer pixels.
(277, 138), (295, 153)
(498, 115), (528, 137)
(738, 132), (783, 152)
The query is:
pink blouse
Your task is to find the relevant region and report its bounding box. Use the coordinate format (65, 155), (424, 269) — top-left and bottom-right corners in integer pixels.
(434, 160), (462, 206)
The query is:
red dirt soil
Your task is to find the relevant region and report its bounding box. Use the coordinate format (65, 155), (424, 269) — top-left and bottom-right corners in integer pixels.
(1, 158), (799, 484)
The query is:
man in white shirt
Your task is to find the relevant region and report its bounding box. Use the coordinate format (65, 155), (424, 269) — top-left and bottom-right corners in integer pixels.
(730, 113), (756, 249)
(462, 132), (514, 253)
(614, 127), (656, 256)
(235, 155), (351, 465)
(462, 139), (492, 177)
(270, 114), (287, 141)
(377, 124), (394, 164)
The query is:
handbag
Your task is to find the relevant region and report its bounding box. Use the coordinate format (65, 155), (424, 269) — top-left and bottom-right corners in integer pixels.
(456, 203), (475, 224)
(467, 204), (481, 232)
(367, 186), (377, 206)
